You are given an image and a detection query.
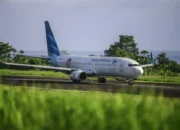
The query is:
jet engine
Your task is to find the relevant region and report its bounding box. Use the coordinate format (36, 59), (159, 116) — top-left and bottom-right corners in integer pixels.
(70, 69), (87, 81)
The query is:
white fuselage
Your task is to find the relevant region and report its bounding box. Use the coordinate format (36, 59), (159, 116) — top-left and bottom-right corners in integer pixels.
(55, 55), (143, 79)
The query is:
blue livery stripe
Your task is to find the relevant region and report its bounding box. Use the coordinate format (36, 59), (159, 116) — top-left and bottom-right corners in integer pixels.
(45, 21), (60, 57)
(45, 21), (60, 66)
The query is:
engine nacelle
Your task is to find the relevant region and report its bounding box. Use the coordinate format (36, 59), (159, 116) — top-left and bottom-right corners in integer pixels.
(70, 70), (87, 81)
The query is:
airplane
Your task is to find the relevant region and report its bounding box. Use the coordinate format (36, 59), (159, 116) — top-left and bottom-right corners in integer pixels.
(5, 21), (153, 85)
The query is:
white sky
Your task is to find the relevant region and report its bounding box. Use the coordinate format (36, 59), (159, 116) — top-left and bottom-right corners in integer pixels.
(0, 0), (179, 53)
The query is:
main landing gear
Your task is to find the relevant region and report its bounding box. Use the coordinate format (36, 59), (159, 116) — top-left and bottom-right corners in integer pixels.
(124, 79), (133, 86)
(128, 80), (133, 86)
(72, 80), (81, 83)
(98, 77), (106, 83)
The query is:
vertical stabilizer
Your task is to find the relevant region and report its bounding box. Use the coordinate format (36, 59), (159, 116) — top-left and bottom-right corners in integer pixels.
(45, 21), (60, 66)
(150, 52), (153, 64)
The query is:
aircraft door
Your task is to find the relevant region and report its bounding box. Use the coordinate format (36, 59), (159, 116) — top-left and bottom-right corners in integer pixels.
(119, 61), (125, 72)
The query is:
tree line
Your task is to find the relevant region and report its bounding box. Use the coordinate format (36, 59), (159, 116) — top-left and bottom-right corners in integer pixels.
(1, 36), (180, 76)
(0, 42), (49, 70)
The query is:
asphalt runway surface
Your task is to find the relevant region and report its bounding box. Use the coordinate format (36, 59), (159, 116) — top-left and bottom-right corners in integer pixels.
(1, 75), (180, 98)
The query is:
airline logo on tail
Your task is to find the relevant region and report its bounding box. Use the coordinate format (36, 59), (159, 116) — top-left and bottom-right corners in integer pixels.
(45, 21), (60, 57)
(45, 21), (60, 66)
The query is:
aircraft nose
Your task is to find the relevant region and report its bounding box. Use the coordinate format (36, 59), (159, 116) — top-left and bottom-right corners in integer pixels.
(135, 67), (143, 76)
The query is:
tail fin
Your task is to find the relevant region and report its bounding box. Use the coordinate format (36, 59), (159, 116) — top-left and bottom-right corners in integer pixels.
(150, 52), (153, 64)
(45, 21), (60, 57)
(45, 21), (60, 66)
(140, 52), (154, 68)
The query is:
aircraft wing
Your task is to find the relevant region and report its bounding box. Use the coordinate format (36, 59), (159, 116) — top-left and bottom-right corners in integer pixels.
(4, 62), (72, 71)
(140, 52), (154, 68)
(4, 62), (96, 76)
(140, 64), (153, 68)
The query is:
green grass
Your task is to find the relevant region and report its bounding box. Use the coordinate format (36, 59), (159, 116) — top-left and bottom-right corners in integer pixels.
(0, 69), (69, 78)
(1, 69), (180, 84)
(0, 84), (180, 130)
(137, 76), (180, 84)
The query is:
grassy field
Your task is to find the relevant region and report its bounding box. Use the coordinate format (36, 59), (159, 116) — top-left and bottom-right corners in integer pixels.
(137, 76), (180, 84)
(0, 69), (69, 78)
(0, 69), (180, 84)
(0, 84), (180, 130)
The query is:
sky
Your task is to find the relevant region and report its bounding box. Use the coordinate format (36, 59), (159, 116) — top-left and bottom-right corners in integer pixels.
(0, 0), (179, 54)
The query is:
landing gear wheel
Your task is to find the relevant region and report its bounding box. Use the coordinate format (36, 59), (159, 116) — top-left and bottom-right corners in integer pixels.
(98, 77), (106, 83)
(128, 81), (133, 86)
(102, 77), (106, 83)
(72, 80), (80, 83)
(98, 77), (101, 83)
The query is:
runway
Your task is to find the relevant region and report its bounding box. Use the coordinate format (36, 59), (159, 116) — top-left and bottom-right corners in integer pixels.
(1, 75), (180, 98)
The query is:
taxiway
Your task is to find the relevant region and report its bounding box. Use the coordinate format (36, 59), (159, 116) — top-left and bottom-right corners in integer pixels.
(1, 75), (180, 98)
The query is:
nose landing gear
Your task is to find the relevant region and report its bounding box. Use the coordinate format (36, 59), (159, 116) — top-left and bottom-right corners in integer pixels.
(124, 79), (134, 86)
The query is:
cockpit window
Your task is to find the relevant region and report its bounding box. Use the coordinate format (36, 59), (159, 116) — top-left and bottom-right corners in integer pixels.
(128, 64), (140, 67)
